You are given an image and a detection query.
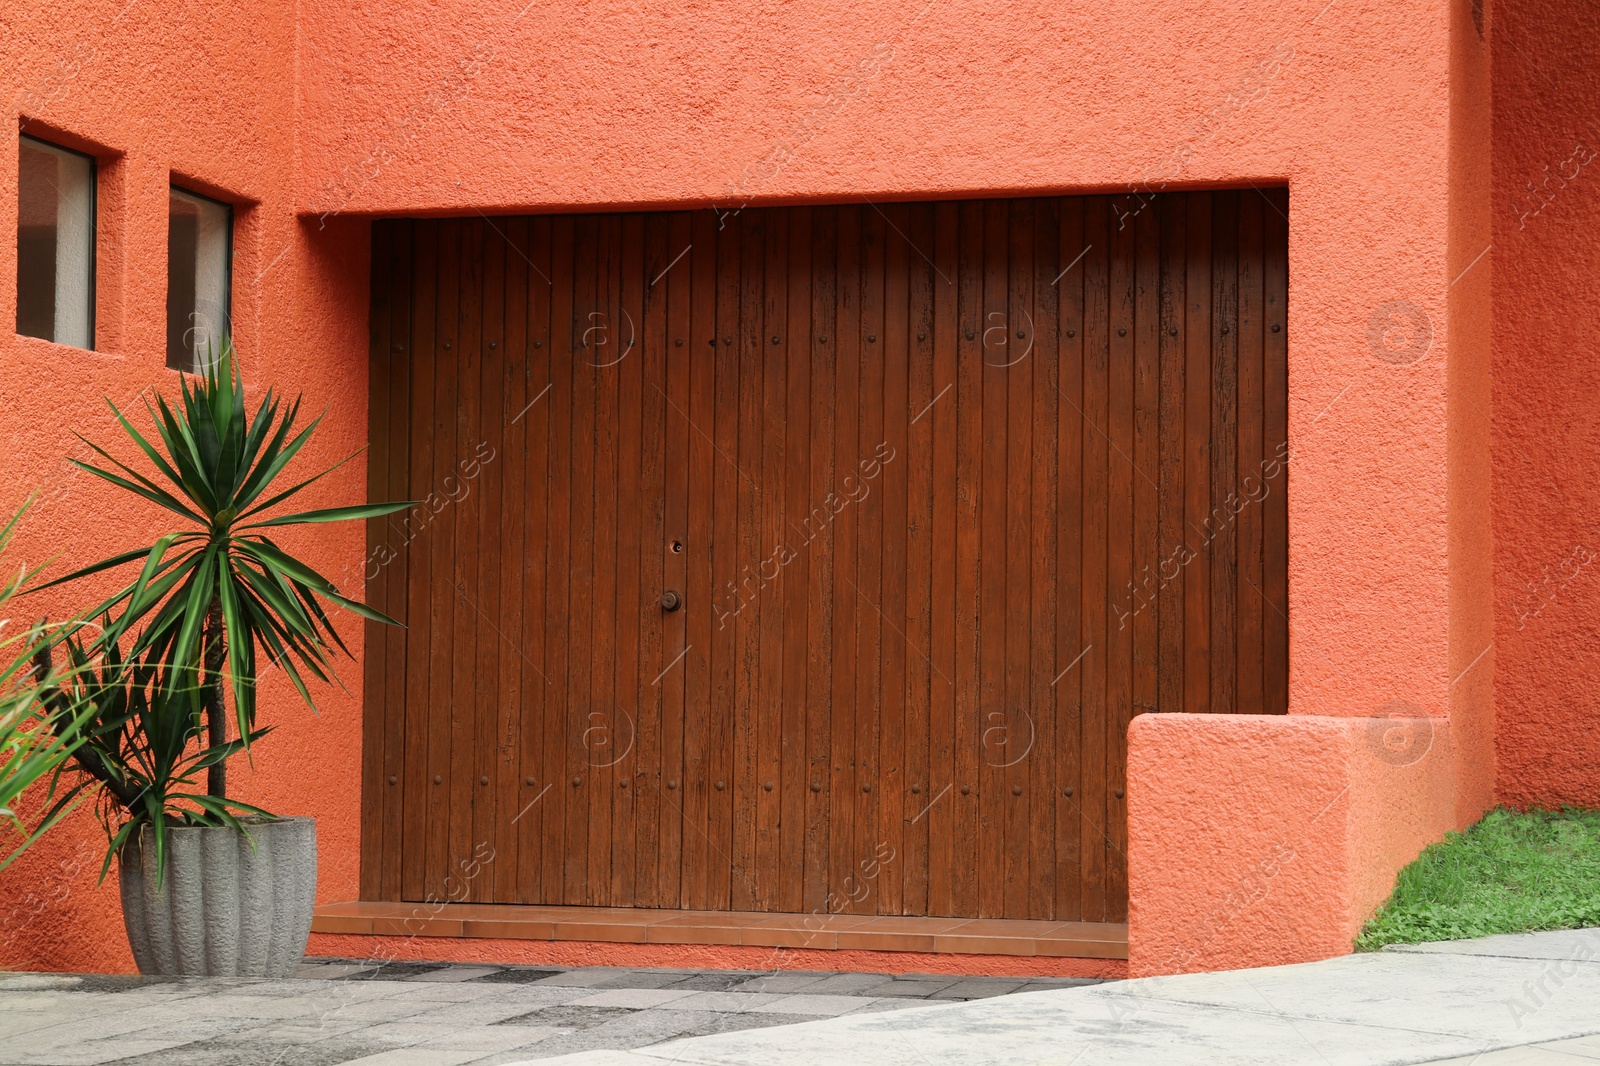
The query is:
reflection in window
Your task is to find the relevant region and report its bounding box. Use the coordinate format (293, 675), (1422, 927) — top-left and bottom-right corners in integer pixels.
(166, 187), (231, 372)
(16, 135), (95, 348)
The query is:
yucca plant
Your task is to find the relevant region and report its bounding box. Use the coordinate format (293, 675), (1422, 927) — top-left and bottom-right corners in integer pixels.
(0, 502), (101, 870)
(30, 629), (268, 881)
(32, 341), (408, 813)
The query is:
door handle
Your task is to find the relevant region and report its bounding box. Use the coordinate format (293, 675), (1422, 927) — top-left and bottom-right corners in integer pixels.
(661, 590), (682, 612)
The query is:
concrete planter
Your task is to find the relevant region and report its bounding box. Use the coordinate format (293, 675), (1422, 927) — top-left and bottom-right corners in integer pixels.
(118, 816), (317, 977)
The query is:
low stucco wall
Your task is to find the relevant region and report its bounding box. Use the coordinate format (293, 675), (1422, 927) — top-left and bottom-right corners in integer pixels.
(1127, 713), (1456, 976)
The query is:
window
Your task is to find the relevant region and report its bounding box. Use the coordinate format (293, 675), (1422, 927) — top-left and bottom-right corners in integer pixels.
(166, 187), (231, 372)
(16, 135), (95, 348)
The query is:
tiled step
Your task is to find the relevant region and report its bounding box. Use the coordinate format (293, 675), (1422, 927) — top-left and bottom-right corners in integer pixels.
(312, 902), (1128, 960)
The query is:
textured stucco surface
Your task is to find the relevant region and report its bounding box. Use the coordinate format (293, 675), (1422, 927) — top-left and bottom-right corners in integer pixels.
(1491, 0), (1600, 808)
(0, 0), (1527, 978)
(1126, 714), (1456, 976)
(0, 0), (369, 974)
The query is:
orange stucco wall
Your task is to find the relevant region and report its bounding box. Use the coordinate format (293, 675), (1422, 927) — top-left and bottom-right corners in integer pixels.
(1, 0), (370, 972)
(1490, 0), (1600, 808)
(0, 0), (1588, 978)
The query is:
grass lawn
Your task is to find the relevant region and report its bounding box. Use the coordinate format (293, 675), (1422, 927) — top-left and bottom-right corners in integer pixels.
(1356, 807), (1600, 950)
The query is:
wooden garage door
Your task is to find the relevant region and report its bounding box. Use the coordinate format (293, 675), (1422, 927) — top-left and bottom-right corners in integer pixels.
(360, 190), (1289, 922)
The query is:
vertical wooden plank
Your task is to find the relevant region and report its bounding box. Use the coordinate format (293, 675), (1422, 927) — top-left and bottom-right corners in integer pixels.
(755, 208), (788, 910)
(1078, 198), (1110, 921)
(1104, 199), (1135, 921)
(1156, 195), (1187, 719)
(1262, 188), (1290, 715)
(447, 221), (484, 897)
(902, 202), (937, 917)
(879, 203), (909, 915)
(381, 223), (414, 903)
(731, 209), (762, 910)
(659, 210), (695, 906)
(634, 212), (670, 908)
(803, 206), (837, 915)
(519, 216), (554, 903)
(681, 208), (719, 911)
(584, 217), (620, 904)
(927, 201), (960, 918)
(1183, 195), (1213, 716)
(951, 199), (983, 918)
(564, 215), (598, 903)
(855, 205), (886, 909)
(1117, 199), (1161, 917)
(828, 204), (861, 912)
(1028, 199), (1059, 920)
(471, 218), (506, 900)
(976, 199), (1008, 918)
(780, 206), (811, 913)
(495, 217), (529, 903)
(612, 211), (646, 905)
(401, 221), (437, 903)
(1055, 196), (1085, 922)
(1209, 193), (1240, 717)
(1001, 198), (1032, 919)
(1236, 194), (1266, 716)
(542, 215), (576, 904)
(423, 219), (461, 903)
(711, 209), (743, 911)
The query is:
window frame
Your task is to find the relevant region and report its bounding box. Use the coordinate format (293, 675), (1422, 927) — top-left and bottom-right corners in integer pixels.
(166, 184), (234, 373)
(17, 133), (98, 350)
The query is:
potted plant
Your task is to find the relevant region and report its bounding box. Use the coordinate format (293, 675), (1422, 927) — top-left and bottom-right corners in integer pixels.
(32, 343), (407, 976)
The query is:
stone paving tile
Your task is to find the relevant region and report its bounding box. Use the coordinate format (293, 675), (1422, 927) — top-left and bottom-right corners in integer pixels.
(793, 972), (895, 995)
(208, 1019), (374, 1046)
(461, 968), (568, 985)
(570, 988), (701, 1009)
(494, 1004), (636, 1030)
(96, 1034), (392, 1066)
(654, 991), (785, 1013)
(335, 1050), (482, 1066)
(5, 1034), (197, 1066)
(727, 971), (831, 994)
(338, 962), (452, 982)
(388, 982), (527, 1003)
(526, 968), (633, 988)
(415, 1023), (562, 1052)
(749, 993), (883, 1016)
(1015, 976), (1105, 991)
(306, 994), (450, 1024)
(344, 1021), (482, 1048)
(296, 962), (376, 980)
(478, 1008), (776, 1061)
(408, 990), (591, 1026)
(400, 965), (504, 984)
(870, 976), (961, 996)
(658, 972), (755, 992)
(927, 977), (1029, 999)
(184, 993), (328, 1020)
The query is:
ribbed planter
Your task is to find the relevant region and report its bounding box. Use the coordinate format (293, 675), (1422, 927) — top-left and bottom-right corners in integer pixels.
(118, 816), (317, 977)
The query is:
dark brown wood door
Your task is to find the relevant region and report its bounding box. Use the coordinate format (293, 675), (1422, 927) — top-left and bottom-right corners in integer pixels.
(361, 190), (1289, 922)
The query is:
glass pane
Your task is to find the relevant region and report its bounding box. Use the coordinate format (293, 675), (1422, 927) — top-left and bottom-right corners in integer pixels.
(16, 136), (94, 348)
(166, 188), (231, 372)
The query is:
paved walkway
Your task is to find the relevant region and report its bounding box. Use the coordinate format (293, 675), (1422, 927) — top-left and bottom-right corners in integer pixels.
(0, 958), (1100, 1065)
(540, 929), (1600, 1065)
(4, 931), (1598, 1065)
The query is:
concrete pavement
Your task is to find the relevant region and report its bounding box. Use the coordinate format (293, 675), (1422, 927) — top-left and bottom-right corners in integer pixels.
(535, 929), (1600, 1065)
